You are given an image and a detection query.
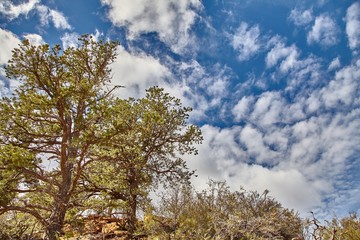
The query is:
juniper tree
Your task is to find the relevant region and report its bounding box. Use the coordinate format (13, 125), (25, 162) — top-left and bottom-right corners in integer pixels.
(0, 36), (120, 239)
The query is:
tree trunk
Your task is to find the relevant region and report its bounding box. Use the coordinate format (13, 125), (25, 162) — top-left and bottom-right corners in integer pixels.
(46, 164), (72, 240)
(47, 201), (67, 240)
(126, 169), (138, 237)
(126, 191), (138, 235)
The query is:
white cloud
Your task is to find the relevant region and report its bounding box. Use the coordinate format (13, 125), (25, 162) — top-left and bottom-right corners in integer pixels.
(110, 46), (170, 98)
(186, 124), (325, 212)
(0, 28), (22, 97)
(193, 58), (360, 215)
(232, 165), (323, 212)
(240, 125), (279, 164)
(0, 0), (39, 20)
(0, 1), (71, 30)
(345, 2), (360, 50)
(328, 57), (341, 71)
(191, 103), (360, 214)
(232, 95), (255, 122)
(60, 32), (80, 49)
(36, 5), (71, 30)
(250, 91), (285, 127)
(0, 28), (21, 65)
(100, 0), (202, 54)
(169, 60), (233, 121)
(307, 14), (339, 47)
(231, 22), (261, 61)
(23, 33), (44, 46)
(288, 8), (313, 26)
(265, 41), (299, 72)
(91, 29), (104, 42)
(320, 60), (360, 108)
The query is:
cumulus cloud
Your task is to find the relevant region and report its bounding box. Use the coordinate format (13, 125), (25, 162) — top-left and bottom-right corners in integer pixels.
(250, 91), (286, 127)
(100, 0), (202, 54)
(232, 95), (255, 122)
(0, 28), (21, 65)
(265, 41), (299, 72)
(345, 2), (360, 50)
(0, 0), (39, 20)
(234, 165), (323, 211)
(193, 99), (359, 214)
(37, 5), (71, 30)
(288, 8), (313, 26)
(328, 57), (341, 71)
(231, 22), (261, 61)
(263, 37), (323, 93)
(0, 28), (21, 97)
(110, 46), (170, 98)
(307, 14), (339, 47)
(23, 33), (44, 46)
(197, 57), (360, 215)
(320, 60), (360, 108)
(186, 124), (325, 212)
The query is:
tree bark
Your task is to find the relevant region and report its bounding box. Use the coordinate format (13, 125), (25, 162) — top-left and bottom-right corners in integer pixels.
(126, 168), (138, 237)
(126, 193), (137, 235)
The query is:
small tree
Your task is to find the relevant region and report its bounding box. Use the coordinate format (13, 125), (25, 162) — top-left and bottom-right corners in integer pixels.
(0, 36), (120, 239)
(83, 87), (203, 235)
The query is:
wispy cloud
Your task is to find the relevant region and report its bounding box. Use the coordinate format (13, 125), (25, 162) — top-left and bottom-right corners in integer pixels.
(0, 0), (39, 20)
(36, 5), (71, 30)
(231, 22), (261, 61)
(307, 14), (339, 47)
(345, 2), (360, 51)
(0, 1), (71, 30)
(100, 0), (202, 54)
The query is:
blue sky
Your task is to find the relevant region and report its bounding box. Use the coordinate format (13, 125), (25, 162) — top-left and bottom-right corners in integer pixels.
(1, 0), (359, 219)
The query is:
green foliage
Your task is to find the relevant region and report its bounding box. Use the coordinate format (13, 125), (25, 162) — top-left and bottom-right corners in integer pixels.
(82, 86), (203, 234)
(147, 180), (303, 240)
(0, 212), (42, 239)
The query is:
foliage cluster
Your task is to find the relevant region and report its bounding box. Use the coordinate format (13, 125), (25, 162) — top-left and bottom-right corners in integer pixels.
(145, 180), (303, 240)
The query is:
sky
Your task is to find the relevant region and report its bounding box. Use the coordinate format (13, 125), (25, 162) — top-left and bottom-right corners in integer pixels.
(0, 0), (359, 219)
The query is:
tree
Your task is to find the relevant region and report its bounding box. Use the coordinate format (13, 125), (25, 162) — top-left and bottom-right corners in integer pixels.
(0, 36), (120, 239)
(82, 87), (203, 235)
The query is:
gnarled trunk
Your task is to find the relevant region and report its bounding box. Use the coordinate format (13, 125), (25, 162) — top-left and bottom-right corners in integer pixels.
(46, 198), (68, 240)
